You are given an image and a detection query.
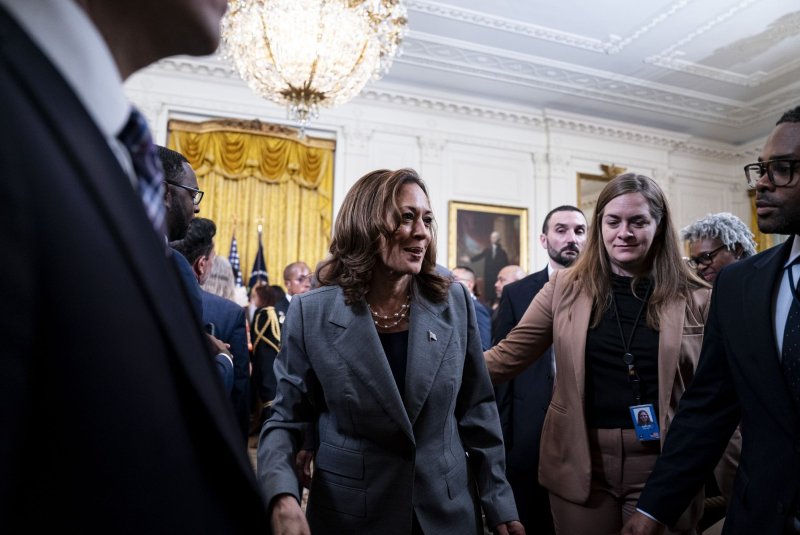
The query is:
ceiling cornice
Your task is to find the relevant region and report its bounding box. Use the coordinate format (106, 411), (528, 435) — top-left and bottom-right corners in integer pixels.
(146, 57), (754, 160)
(407, 0), (691, 55)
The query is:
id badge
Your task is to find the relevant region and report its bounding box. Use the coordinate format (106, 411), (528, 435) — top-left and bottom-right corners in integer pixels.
(629, 404), (660, 441)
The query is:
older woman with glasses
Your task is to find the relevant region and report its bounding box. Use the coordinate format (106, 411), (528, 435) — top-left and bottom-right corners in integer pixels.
(682, 212), (757, 283)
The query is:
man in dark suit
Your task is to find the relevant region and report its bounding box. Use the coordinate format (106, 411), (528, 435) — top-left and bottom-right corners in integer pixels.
(158, 145), (204, 318)
(173, 217), (251, 442)
(493, 205), (587, 533)
(0, 1), (268, 531)
(276, 261), (312, 317)
(624, 106), (800, 534)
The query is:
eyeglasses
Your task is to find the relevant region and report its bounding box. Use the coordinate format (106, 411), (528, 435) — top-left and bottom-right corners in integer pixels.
(743, 159), (800, 189)
(165, 180), (204, 205)
(294, 274), (312, 284)
(687, 244), (728, 269)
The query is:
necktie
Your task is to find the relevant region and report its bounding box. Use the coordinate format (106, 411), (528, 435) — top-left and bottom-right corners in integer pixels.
(782, 261), (800, 408)
(117, 108), (166, 238)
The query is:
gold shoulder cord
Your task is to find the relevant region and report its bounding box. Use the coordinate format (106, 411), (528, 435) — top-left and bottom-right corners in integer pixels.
(252, 307), (281, 353)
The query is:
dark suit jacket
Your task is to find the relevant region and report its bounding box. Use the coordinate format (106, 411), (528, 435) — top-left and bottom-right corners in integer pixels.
(172, 249), (203, 321)
(258, 282), (518, 534)
(275, 295), (290, 317)
(638, 238), (799, 534)
(202, 290), (250, 440)
(492, 267), (554, 530)
(473, 296), (492, 350)
(0, 8), (268, 531)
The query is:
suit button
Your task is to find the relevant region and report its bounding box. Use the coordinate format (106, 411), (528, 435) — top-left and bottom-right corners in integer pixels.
(777, 502), (786, 515)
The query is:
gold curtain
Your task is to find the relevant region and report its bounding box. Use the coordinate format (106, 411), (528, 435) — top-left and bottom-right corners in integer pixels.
(168, 119), (334, 288)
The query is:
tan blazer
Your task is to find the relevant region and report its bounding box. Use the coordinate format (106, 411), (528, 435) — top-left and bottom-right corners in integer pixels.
(485, 270), (711, 508)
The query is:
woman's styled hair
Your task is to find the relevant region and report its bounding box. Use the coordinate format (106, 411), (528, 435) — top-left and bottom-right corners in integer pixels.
(202, 255), (236, 301)
(681, 212), (757, 258)
(317, 168), (450, 305)
(253, 284), (283, 309)
(562, 173), (707, 329)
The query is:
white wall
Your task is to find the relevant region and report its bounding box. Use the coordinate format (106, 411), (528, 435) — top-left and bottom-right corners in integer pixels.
(125, 55), (762, 272)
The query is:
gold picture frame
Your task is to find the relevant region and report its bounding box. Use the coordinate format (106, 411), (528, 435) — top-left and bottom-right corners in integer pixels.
(577, 163), (626, 223)
(448, 201), (528, 303)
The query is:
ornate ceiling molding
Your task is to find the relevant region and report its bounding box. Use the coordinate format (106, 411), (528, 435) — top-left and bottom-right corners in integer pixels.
(399, 33), (749, 126)
(357, 87), (545, 127)
(407, 0), (690, 55)
(145, 57), (751, 160)
(644, 0), (800, 87)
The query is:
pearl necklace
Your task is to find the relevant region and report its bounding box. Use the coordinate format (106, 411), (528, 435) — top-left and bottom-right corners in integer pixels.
(368, 294), (411, 329)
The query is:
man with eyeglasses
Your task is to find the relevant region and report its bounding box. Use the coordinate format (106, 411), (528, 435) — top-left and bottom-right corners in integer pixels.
(157, 145), (204, 242)
(156, 146), (205, 316)
(624, 106), (800, 535)
(682, 212), (757, 284)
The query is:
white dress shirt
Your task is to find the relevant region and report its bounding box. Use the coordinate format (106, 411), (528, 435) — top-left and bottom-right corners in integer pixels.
(0, 0), (136, 185)
(774, 235), (800, 357)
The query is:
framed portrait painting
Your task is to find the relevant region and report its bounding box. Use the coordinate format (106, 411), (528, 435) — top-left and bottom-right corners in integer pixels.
(448, 201), (528, 304)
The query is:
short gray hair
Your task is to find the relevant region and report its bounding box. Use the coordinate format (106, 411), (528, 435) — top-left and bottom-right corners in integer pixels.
(681, 212), (757, 258)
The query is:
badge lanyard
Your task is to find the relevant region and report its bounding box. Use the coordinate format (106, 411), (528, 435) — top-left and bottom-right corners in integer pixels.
(610, 279), (652, 405)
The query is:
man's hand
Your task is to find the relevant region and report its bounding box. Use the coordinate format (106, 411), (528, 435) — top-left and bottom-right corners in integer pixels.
(295, 449), (314, 488)
(270, 494), (310, 535)
(494, 520), (525, 535)
(621, 512), (665, 535)
(206, 334), (231, 357)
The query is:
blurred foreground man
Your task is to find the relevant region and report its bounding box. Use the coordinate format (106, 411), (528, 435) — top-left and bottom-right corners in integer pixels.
(0, 0), (269, 531)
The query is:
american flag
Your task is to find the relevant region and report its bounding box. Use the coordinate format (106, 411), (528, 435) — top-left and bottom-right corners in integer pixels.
(229, 232), (244, 287)
(248, 225), (269, 288)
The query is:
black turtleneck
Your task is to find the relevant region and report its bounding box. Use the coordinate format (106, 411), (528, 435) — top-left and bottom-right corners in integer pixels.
(584, 274), (660, 429)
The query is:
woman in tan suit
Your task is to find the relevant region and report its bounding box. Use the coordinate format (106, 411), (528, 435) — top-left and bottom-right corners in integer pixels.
(486, 173), (711, 534)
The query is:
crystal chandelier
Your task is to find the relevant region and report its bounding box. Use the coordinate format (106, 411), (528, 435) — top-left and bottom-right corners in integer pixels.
(222, 0), (408, 129)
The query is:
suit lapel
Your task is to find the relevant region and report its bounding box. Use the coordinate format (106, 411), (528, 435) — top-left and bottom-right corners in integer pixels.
(657, 296), (685, 427)
(566, 290), (592, 399)
(405, 293), (453, 426)
(742, 240), (796, 428)
(329, 293), (414, 441)
(0, 14), (249, 469)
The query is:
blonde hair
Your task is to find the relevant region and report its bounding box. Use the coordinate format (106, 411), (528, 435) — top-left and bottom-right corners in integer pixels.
(561, 173), (707, 329)
(202, 255), (236, 301)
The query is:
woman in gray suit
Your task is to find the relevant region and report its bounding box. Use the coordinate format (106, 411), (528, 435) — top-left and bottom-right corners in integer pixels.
(258, 168), (523, 535)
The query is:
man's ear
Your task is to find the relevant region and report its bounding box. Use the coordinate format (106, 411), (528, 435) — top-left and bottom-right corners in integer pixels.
(192, 255), (206, 280)
(539, 233), (547, 249)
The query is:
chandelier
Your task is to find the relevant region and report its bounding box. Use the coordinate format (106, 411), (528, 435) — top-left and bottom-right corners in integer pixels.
(222, 0), (408, 129)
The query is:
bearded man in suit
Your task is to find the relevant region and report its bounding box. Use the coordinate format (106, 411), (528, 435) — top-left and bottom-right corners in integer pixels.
(493, 205), (587, 533)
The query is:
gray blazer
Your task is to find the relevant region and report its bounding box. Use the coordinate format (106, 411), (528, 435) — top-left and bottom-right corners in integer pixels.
(257, 282), (518, 534)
